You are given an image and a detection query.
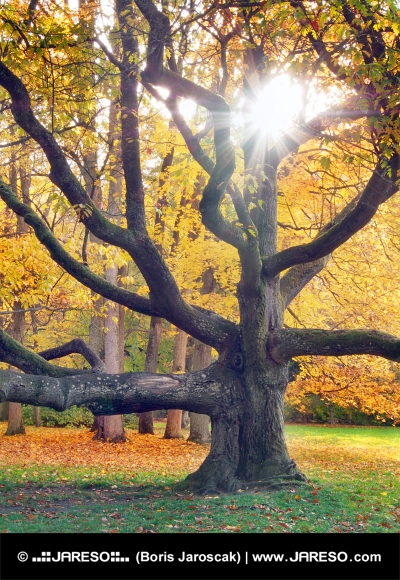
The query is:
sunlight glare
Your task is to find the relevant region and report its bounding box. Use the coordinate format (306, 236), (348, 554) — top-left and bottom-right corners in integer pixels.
(179, 99), (197, 121)
(247, 75), (303, 141)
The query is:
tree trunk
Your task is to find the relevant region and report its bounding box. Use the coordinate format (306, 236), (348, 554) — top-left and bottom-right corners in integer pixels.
(139, 316), (162, 434)
(94, 264), (125, 443)
(184, 362), (304, 494)
(89, 295), (105, 359)
(88, 291), (126, 441)
(92, 130), (125, 442)
(138, 411), (154, 435)
(329, 403), (335, 425)
(188, 339), (211, 444)
(0, 402), (9, 421)
(91, 96), (126, 443)
(5, 402), (25, 436)
(92, 415), (125, 443)
(89, 295), (105, 434)
(181, 410), (190, 429)
(189, 413), (210, 444)
(33, 407), (42, 427)
(164, 328), (187, 439)
(5, 152), (29, 437)
(6, 302), (25, 436)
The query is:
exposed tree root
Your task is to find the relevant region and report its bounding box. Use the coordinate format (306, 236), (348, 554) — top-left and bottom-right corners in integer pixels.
(176, 459), (309, 496)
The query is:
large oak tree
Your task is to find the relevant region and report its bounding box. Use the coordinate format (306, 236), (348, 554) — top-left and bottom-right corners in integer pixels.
(1, 0), (400, 493)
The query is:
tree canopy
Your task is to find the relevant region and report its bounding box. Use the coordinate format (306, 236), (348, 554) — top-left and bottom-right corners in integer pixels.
(1, 0), (400, 493)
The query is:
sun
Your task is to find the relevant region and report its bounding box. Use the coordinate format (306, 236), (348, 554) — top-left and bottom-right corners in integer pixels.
(245, 75), (304, 143)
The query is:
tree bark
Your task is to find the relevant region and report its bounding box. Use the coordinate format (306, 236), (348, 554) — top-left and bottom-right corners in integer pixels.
(92, 97), (126, 443)
(5, 402), (25, 436)
(139, 316), (162, 434)
(0, 402), (9, 422)
(92, 415), (125, 443)
(33, 406), (42, 427)
(188, 339), (211, 444)
(164, 328), (187, 438)
(5, 149), (29, 437)
(94, 264), (126, 443)
(6, 303), (26, 436)
(89, 295), (105, 435)
(181, 410), (189, 429)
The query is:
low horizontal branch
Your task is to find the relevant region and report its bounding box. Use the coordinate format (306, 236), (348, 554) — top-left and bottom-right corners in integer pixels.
(0, 363), (232, 416)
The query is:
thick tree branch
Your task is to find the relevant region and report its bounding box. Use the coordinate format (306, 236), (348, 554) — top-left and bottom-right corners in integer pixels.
(39, 339), (105, 372)
(269, 328), (400, 363)
(280, 255), (331, 308)
(0, 62), (134, 252)
(98, 1), (251, 250)
(165, 99), (253, 240)
(0, 158), (234, 351)
(0, 328), (89, 377)
(0, 363), (233, 416)
(131, 0), (248, 250)
(263, 160), (398, 277)
(116, 0), (146, 234)
(0, 176), (155, 316)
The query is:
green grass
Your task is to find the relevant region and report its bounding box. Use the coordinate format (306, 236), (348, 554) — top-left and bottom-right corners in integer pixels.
(0, 425), (399, 533)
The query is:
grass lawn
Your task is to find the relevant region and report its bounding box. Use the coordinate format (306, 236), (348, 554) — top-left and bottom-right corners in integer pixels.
(0, 423), (398, 533)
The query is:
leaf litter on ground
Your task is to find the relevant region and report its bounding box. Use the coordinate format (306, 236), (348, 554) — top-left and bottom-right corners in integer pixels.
(0, 424), (399, 533)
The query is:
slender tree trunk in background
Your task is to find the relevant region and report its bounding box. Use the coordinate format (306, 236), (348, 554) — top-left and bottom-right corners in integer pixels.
(180, 339), (193, 431)
(139, 316), (162, 434)
(30, 310), (42, 428)
(6, 151), (30, 436)
(0, 402), (9, 422)
(0, 304), (7, 421)
(89, 296), (105, 358)
(138, 410), (154, 434)
(92, 98), (125, 443)
(33, 406), (42, 427)
(96, 263), (125, 443)
(96, 296), (126, 442)
(6, 403), (25, 436)
(329, 403), (335, 425)
(89, 295), (105, 434)
(181, 411), (190, 429)
(188, 339), (211, 444)
(118, 267), (126, 373)
(6, 304), (26, 435)
(90, 291), (126, 444)
(83, 111), (104, 437)
(138, 143), (174, 435)
(187, 267), (215, 443)
(164, 328), (187, 438)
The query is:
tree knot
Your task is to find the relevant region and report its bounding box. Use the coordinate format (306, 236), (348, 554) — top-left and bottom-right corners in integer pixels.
(233, 353), (244, 371)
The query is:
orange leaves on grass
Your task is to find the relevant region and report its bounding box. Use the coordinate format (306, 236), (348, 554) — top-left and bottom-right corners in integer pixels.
(0, 427), (208, 475)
